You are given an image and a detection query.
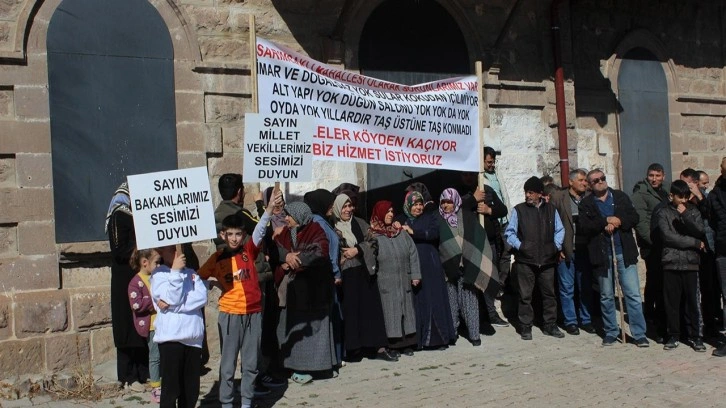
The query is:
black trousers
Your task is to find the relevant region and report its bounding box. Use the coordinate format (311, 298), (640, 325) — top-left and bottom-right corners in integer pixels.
(643, 251), (665, 332)
(514, 262), (557, 327)
(663, 269), (699, 339)
(716, 256), (726, 328)
(699, 252), (720, 334)
(159, 342), (201, 408)
(116, 346), (149, 385)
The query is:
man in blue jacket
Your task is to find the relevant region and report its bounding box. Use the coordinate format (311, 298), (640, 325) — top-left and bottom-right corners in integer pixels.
(579, 169), (649, 347)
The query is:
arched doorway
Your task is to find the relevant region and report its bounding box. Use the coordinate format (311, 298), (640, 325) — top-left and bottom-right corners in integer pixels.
(48, 0), (178, 242)
(359, 0), (470, 215)
(617, 47), (671, 194)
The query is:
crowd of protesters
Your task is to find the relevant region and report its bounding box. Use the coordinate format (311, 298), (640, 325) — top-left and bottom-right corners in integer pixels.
(105, 149), (726, 407)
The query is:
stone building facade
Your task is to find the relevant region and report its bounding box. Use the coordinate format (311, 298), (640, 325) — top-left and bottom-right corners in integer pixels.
(0, 0), (724, 377)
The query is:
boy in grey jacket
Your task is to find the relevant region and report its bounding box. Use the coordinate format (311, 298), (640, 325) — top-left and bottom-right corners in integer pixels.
(654, 180), (706, 352)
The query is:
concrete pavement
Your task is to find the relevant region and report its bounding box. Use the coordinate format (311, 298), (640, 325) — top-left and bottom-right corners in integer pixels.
(2, 324), (723, 408)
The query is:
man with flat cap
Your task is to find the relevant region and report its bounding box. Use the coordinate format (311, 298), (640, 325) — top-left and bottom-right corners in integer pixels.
(505, 176), (565, 340)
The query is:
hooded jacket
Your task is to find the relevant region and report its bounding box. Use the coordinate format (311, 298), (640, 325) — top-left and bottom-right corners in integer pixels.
(631, 179), (668, 258)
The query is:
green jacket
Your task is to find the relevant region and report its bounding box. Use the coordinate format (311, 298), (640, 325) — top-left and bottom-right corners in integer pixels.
(631, 179), (668, 257)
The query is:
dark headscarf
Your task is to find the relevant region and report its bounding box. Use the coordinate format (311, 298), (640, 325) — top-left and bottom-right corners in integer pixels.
(369, 200), (401, 238)
(406, 182), (433, 204)
(303, 189), (336, 217)
(105, 182), (131, 233)
(332, 183), (360, 196)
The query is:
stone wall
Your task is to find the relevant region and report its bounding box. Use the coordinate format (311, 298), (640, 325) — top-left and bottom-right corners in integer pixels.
(0, 0), (724, 378)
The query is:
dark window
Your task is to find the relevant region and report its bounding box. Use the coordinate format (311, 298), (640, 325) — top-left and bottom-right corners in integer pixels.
(48, 0), (178, 243)
(359, 0), (470, 216)
(618, 47), (671, 194)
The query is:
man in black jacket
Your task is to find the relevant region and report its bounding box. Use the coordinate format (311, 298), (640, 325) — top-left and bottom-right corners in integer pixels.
(579, 169), (649, 347)
(654, 180), (706, 351)
(709, 157), (726, 356)
(504, 176), (565, 340)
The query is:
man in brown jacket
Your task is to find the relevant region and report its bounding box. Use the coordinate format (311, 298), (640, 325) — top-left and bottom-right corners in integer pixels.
(551, 169), (594, 335)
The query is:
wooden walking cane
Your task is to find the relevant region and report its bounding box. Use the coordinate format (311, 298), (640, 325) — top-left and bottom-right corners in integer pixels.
(610, 234), (627, 344)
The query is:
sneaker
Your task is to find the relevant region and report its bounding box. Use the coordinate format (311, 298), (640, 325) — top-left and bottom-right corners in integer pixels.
(691, 338), (707, 352)
(125, 381), (146, 393)
(543, 324), (565, 338)
(602, 335), (617, 346)
(565, 324), (580, 335)
(490, 315), (510, 327)
(150, 387), (161, 404)
(254, 383), (271, 396)
(634, 337), (650, 348)
(470, 339), (482, 347)
(521, 326), (532, 340)
(260, 374), (287, 388)
(663, 337), (679, 350)
(580, 323), (596, 334)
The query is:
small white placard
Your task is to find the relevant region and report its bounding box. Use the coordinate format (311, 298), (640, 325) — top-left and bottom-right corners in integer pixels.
(127, 167), (216, 250)
(243, 114), (314, 182)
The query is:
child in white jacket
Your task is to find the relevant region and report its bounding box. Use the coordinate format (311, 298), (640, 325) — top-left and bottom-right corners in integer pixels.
(151, 245), (207, 408)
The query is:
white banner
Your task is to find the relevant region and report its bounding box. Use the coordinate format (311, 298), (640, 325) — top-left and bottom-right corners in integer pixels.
(243, 114), (314, 182)
(128, 167), (216, 250)
(256, 37), (480, 171)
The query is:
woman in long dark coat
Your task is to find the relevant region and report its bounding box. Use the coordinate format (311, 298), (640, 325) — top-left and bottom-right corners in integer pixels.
(370, 200), (420, 355)
(400, 191), (457, 349)
(334, 194), (395, 361)
(106, 182), (149, 388)
(274, 202), (338, 384)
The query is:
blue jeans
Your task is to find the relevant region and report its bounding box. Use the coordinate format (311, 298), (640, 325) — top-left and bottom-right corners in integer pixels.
(557, 250), (592, 326)
(148, 330), (161, 386)
(597, 254), (647, 339)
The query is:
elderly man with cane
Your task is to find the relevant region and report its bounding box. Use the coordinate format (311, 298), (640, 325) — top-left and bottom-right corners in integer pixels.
(579, 169), (649, 347)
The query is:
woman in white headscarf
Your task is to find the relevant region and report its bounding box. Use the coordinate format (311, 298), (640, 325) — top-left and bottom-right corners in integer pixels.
(334, 194), (395, 362)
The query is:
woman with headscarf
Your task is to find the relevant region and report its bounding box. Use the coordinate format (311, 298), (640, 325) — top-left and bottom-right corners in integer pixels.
(400, 191), (457, 350)
(106, 182), (149, 390)
(254, 186), (289, 387)
(274, 201), (338, 385)
(303, 188), (344, 367)
(333, 194), (395, 362)
(438, 188), (500, 346)
(369, 200), (421, 355)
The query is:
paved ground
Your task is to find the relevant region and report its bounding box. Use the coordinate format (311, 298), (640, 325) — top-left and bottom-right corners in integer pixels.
(2, 322), (724, 408)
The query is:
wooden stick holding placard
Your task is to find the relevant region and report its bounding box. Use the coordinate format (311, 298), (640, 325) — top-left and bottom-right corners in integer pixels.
(475, 61), (486, 229)
(249, 15), (258, 113)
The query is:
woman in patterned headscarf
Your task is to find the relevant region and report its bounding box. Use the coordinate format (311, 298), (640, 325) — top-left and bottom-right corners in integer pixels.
(106, 182), (149, 390)
(438, 188), (499, 346)
(400, 191), (456, 350)
(273, 201), (338, 384)
(369, 200), (421, 356)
